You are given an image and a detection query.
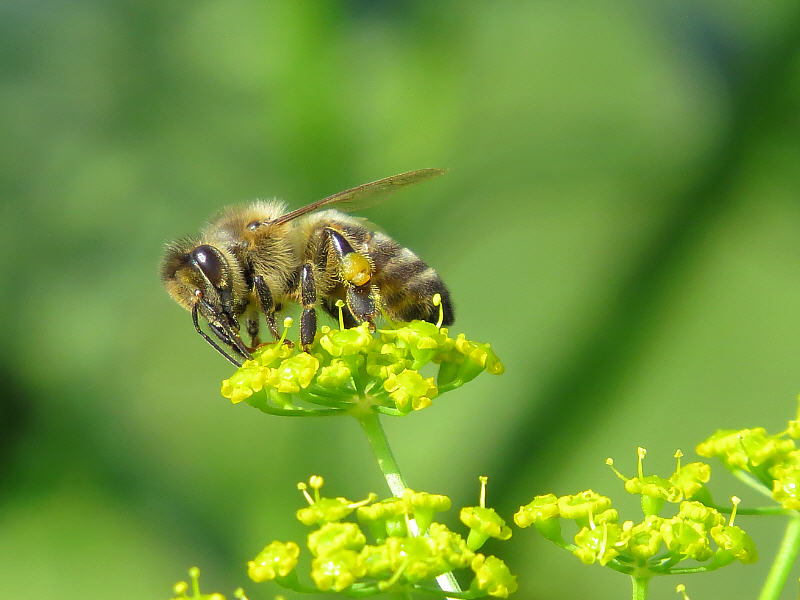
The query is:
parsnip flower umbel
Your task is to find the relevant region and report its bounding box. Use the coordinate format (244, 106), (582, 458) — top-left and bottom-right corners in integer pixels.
(247, 476), (516, 598)
(697, 414), (800, 510)
(218, 299), (505, 599)
(515, 449), (757, 599)
(221, 298), (503, 417)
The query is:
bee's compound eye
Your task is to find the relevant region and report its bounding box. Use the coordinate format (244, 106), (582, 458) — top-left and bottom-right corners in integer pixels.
(247, 220), (261, 231)
(190, 244), (225, 287)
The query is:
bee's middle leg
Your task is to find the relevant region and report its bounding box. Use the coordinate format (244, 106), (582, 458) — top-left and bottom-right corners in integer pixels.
(300, 263), (317, 351)
(246, 316), (260, 348)
(253, 275), (281, 341)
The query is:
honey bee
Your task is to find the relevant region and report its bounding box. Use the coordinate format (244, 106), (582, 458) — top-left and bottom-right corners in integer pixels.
(160, 169), (454, 366)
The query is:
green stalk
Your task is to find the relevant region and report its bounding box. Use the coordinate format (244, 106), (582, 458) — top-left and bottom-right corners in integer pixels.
(731, 469), (773, 498)
(758, 516), (800, 600)
(355, 409), (463, 597)
(630, 575), (649, 600)
(356, 409), (408, 497)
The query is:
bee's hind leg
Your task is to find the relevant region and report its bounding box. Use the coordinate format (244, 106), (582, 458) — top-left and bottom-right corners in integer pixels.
(345, 282), (377, 330)
(300, 263), (317, 351)
(323, 228), (377, 329)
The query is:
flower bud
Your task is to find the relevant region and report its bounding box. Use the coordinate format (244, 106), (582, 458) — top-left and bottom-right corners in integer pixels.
(383, 370), (437, 413)
(307, 522), (366, 557)
(710, 524), (758, 564)
(319, 323), (373, 356)
(627, 515), (665, 559)
(247, 541), (300, 582)
(311, 549), (366, 591)
(402, 489), (451, 532)
(557, 490), (612, 528)
(660, 518), (712, 562)
(669, 462), (711, 500)
(357, 497), (408, 541)
(572, 523), (627, 566)
(470, 554), (518, 598)
(460, 506), (512, 551)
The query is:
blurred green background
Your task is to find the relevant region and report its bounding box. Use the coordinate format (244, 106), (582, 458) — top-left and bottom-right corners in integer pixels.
(2, 2), (800, 599)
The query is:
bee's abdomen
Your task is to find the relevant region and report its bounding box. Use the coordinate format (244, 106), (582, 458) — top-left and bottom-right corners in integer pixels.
(369, 232), (454, 326)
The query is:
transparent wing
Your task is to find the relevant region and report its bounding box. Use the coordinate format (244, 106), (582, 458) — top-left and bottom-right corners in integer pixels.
(268, 168), (446, 226)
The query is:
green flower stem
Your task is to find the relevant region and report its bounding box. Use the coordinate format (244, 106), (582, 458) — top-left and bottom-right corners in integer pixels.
(652, 555), (681, 572)
(758, 516), (800, 600)
(354, 409), (463, 597)
(605, 558), (635, 576)
(630, 575), (649, 600)
(251, 404), (345, 417)
(308, 384), (355, 399)
(668, 565), (719, 575)
(412, 585), (482, 599)
(302, 391), (352, 409)
(437, 381), (465, 394)
(355, 409), (408, 497)
(731, 468), (773, 498)
(375, 406), (406, 417)
(712, 504), (795, 516)
(273, 572), (320, 595)
(546, 537), (632, 576)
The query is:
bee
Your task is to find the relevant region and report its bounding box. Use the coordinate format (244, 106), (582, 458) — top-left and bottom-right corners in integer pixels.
(160, 169), (454, 366)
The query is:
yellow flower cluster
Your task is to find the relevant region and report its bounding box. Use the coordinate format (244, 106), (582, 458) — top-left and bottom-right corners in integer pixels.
(697, 405), (800, 510)
(247, 476), (517, 598)
(220, 319), (503, 416)
(515, 450), (757, 577)
(516, 491), (756, 570)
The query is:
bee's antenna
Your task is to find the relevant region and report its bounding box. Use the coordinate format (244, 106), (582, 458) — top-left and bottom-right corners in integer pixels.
(191, 302), (246, 367)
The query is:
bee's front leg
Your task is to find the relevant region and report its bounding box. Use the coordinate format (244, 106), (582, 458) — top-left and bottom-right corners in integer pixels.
(191, 300), (249, 367)
(324, 228), (377, 329)
(253, 275), (281, 342)
(300, 263), (317, 351)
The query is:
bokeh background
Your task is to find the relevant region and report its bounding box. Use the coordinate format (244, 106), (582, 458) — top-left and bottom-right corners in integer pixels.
(2, 2), (800, 599)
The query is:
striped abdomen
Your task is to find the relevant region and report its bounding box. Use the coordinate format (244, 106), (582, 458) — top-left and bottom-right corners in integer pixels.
(368, 231), (454, 325)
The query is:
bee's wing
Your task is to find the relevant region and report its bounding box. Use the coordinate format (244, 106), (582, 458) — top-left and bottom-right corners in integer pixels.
(268, 168), (446, 226)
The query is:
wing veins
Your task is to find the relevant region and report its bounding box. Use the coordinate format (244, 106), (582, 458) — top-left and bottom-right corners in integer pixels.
(268, 168), (446, 226)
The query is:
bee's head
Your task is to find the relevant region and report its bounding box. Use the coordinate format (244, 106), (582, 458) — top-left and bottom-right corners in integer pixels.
(160, 238), (243, 328)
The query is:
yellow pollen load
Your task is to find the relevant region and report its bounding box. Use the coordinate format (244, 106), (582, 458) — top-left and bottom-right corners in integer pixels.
(341, 252), (371, 286)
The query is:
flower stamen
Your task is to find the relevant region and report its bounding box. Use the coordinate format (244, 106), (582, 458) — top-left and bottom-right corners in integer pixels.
(598, 522), (609, 561)
(729, 496), (740, 527)
(189, 567), (200, 597)
(605, 458), (627, 482)
(378, 558), (408, 591)
(279, 316), (293, 346)
(298, 481), (315, 505)
(335, 299), (346, 331)
(433, 293), (444, 329)
(637, 447), (647, 479)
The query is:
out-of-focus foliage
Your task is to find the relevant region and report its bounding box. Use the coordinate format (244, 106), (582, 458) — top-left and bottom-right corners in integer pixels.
(1, 2), (799, 599)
